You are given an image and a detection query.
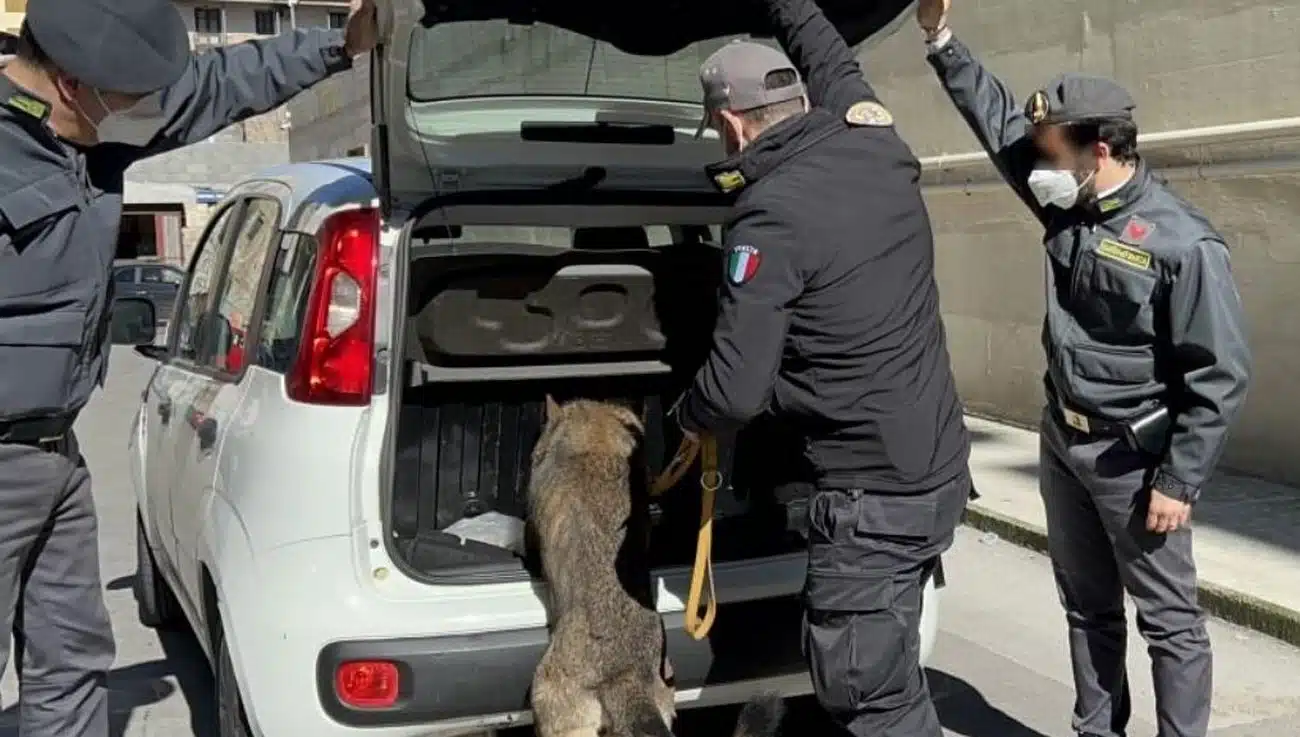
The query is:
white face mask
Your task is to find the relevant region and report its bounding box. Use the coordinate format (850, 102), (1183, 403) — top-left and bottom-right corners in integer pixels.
(1027, 167), (1096, 210)
(91, 89), (167, 147)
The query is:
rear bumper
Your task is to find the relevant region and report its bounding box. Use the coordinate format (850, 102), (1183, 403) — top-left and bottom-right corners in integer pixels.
(316, 594), (805, 728)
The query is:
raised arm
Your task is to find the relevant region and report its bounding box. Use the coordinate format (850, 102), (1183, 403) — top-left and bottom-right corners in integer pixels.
(141, 29), (353, 157)
(1152, 239), (1252, 504)
(760, 0), (876, 116)
(924, 29), (1045, 221)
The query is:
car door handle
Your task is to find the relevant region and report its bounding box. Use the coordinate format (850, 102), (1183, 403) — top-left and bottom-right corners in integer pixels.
(197, 417), (218, 451)
(157, 399), (172, 425)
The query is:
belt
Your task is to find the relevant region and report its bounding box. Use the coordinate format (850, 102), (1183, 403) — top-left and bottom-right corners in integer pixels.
(1049, 401), (1127, 439)
(0, 417), (73, 451)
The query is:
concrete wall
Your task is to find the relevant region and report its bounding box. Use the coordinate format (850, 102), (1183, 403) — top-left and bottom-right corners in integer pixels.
(863, 0), (1300, 485)
(289, 0), (1300, 485)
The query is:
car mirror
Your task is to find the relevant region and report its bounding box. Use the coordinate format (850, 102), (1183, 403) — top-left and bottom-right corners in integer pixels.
(110, 297), (158, 346)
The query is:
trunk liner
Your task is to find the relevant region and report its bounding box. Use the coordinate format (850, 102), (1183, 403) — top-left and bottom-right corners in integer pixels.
(391, 374), (815, 573)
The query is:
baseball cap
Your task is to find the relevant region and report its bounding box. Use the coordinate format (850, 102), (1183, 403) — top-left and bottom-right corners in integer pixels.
(695, 40), (806, 138)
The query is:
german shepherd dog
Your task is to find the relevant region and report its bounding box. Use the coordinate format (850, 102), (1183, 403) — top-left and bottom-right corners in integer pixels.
(528, 397), (784, 737)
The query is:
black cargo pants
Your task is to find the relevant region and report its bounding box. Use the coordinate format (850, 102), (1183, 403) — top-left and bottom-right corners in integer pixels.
(802, 473), (969, 737)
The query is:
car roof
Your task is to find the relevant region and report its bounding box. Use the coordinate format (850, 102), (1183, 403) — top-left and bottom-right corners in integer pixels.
(232, 158), (377, 232)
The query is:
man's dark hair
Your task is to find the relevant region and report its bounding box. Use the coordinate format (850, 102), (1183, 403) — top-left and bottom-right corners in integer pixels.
(15, 22), (51, 67)
(737, 69), (806, 129)
(1063, 118), (1140, 164)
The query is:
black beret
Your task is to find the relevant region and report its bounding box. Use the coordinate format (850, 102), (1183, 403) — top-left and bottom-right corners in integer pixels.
(27, 0), (190, 95)
(1024, 73), (1136, 127)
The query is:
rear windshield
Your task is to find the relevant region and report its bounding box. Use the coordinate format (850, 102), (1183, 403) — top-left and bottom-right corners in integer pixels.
(407, 21), (769, 103)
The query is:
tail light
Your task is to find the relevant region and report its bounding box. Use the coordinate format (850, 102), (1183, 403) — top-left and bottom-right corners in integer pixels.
(287, 208), (379, 406)
(335, 660), (400, 709)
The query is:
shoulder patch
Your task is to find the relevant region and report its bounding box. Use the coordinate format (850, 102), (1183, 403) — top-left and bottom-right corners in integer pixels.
(1120, 216), (1153, 245)
(845, 101), (893, 127)
(726, 245), (762, 285)
(1097, 238), (1152, 271)
(712, 169), (746, 193)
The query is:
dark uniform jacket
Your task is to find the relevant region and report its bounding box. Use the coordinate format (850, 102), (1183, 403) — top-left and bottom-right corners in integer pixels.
(928, 36), (1252, 502)
(0, 30), (350, 428)
(678, 0), (970, 494)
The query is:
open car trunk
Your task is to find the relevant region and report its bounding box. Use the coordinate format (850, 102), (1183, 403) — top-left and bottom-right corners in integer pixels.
(389, 205), (822, 580)
(374, 0), (918, 580)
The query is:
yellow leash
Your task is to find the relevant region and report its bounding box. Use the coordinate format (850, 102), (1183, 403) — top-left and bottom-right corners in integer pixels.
(649, 433), (719, 641)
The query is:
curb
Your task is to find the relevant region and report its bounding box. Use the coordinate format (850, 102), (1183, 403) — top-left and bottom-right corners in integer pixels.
(962, 505), (1300, 650)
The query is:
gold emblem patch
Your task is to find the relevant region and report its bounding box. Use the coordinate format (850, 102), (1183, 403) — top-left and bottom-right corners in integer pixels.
(712, 169), (746, 193)
(1026, 90), (1049, 125)
(1097, 197), (1123, 213)
(1097, 238), (1153, 271)
(845, 101), (894, 127)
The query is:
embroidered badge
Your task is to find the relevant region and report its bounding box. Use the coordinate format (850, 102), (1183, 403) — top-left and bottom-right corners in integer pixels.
(845, 100), (894, 127)
(1098, 197), (1123, 213)
(5, 94), (48, 120)
(1120, 216), (1153, 245)
(726, 245), (762, 285)
(712, 169), (746, 193)
(1097, 238), (1153, 271)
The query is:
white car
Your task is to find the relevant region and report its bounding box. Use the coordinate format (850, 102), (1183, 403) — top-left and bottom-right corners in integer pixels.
(117, 1), (940, 735)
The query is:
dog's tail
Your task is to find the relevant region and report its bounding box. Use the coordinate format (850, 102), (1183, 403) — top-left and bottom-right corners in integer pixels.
(730, 692), (784, 737)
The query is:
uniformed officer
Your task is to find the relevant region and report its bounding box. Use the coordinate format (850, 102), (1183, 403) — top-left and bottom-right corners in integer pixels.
(0, 1), (377, 734)
(918, 1), (1252, 735)
(672, 0), (971, 734)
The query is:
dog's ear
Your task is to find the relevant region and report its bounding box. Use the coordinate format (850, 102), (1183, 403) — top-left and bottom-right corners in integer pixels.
(544, 394), (561, 421)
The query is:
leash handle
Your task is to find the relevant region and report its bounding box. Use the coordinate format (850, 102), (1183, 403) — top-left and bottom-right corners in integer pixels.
(684, 435), (719, 641)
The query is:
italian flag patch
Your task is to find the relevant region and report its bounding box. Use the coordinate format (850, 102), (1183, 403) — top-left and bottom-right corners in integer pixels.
(726, 245), (762, 285)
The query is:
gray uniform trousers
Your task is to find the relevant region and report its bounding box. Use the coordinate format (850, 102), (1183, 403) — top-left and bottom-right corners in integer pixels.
(1039, 411), (1211, 737)
(0, 432), (115, 736)
(802, 472), (969, 737)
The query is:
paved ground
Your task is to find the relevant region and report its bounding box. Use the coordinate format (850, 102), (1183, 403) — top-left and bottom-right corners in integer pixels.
(1, 349), (1299, 736)
(965, 415), (1300, 645)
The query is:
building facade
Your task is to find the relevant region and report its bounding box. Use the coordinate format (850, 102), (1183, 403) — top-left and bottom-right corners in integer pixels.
(122, 0), (350, 267)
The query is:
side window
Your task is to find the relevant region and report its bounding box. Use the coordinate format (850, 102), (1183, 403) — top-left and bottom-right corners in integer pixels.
(114, 268), (136, 284)
(174, 204), (241, 362)
(139, 266), (165, 284)
(208, 199), (281, 375)
(255, 233), (320, 373)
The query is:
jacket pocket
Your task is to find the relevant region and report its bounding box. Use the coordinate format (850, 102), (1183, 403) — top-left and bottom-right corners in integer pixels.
(0, 308), (87, 419)
(1069, 340), (1156, 385)
(1076, 244), (1159, 335)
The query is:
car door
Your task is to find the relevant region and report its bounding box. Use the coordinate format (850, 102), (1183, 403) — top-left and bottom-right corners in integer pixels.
(169, 195), (285, 605)
(145, 203), (244, 586)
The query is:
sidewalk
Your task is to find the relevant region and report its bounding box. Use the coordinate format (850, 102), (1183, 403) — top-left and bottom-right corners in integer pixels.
(962, 415), (1300, 648)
